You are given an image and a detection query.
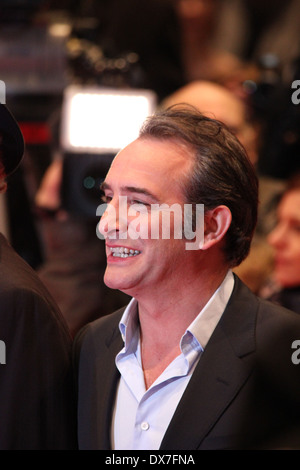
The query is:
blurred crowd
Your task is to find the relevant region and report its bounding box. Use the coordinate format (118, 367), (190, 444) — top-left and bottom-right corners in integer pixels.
(1, 0), (300, 335)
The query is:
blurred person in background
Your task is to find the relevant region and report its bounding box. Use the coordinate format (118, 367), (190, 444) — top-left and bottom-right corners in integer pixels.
(213, 0), (300, 182)
(260, 174), (300, 314)
(214, 0), (300, 78)
(173, 0), (243, 85)
(0, 103), (77, 449)
(161, 79), (259, 165)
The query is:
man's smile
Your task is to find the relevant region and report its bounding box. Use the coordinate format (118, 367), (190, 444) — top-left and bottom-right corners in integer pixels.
(109, 246), (141, 258)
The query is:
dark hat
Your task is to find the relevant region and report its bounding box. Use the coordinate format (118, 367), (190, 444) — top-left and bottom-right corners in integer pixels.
(0, 104), (24, 176)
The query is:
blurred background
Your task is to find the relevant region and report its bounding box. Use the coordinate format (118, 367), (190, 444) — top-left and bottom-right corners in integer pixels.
(1, 0), (300, 335)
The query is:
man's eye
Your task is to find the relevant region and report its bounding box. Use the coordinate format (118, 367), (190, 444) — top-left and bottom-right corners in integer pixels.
(101, 195), (112, 203)
(129, 199), (150, 207)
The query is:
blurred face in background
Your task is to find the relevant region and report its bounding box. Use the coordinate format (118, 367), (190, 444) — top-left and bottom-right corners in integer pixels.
(175, 0), (217, 19)
(175, 0), (218, 30)
(162, 81), (259, 166)
(268, 189), (300, 288)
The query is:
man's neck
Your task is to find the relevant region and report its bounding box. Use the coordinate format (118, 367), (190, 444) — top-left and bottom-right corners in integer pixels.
(136, 267), (230, 388)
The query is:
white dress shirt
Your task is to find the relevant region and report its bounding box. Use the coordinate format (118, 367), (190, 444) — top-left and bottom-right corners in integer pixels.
(111, 270), (235, 450)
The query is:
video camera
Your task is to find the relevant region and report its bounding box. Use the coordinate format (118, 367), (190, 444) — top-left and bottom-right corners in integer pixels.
(60, 85), (157, 218)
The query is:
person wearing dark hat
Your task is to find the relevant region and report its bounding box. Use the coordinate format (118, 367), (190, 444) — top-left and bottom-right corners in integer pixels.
(0, 104), (24, 178)
(0, 104), (77, 449)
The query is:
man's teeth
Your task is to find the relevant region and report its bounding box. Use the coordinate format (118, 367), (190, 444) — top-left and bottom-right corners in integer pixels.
(110, 247), (141, 258)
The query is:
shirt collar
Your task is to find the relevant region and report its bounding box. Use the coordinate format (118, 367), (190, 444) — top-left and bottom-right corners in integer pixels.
(119, 297), (139, 352)
(185, 270), (234, 349)
(119, 270), (235, 353)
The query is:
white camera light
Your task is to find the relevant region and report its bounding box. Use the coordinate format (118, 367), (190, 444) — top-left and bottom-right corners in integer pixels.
(60, 85), (157, 154)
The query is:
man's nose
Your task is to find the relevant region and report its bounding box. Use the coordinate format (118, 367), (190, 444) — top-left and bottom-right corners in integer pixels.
(97, 196), (129, 239)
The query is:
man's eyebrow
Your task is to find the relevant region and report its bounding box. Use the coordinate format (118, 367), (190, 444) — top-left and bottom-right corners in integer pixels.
(100, 182), (159, 201)
(125, 186), (159, 200)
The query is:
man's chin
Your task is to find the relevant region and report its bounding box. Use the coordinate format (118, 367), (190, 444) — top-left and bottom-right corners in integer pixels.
(104, 274), (131, 294)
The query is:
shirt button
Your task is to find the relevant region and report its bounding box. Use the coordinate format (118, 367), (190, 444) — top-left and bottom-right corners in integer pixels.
(141, 421), (149, 431)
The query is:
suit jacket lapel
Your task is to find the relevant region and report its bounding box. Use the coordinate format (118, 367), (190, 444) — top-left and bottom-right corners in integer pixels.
(76, 309), (125, 450)
(96, 333), (123, 449)
(160, 277), (258, 450)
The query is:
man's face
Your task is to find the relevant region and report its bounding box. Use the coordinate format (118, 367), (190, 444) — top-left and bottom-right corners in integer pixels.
(98, 137), (194, 297)
(268, 189), (300, 288)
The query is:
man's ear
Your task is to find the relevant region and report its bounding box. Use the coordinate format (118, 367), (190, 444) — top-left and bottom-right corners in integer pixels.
(200, 205), (232, 250)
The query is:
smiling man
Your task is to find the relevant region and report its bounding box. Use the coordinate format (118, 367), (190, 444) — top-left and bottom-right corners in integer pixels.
(97, 137), (207, 299)
(73, 105), (300, 450)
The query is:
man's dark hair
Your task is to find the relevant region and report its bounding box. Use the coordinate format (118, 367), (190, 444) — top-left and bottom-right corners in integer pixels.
(139, 104), (259, 267)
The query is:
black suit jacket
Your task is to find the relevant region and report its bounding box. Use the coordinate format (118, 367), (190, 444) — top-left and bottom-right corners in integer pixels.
(0, 234), (77, 449)
(73, 275), (300, 450)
